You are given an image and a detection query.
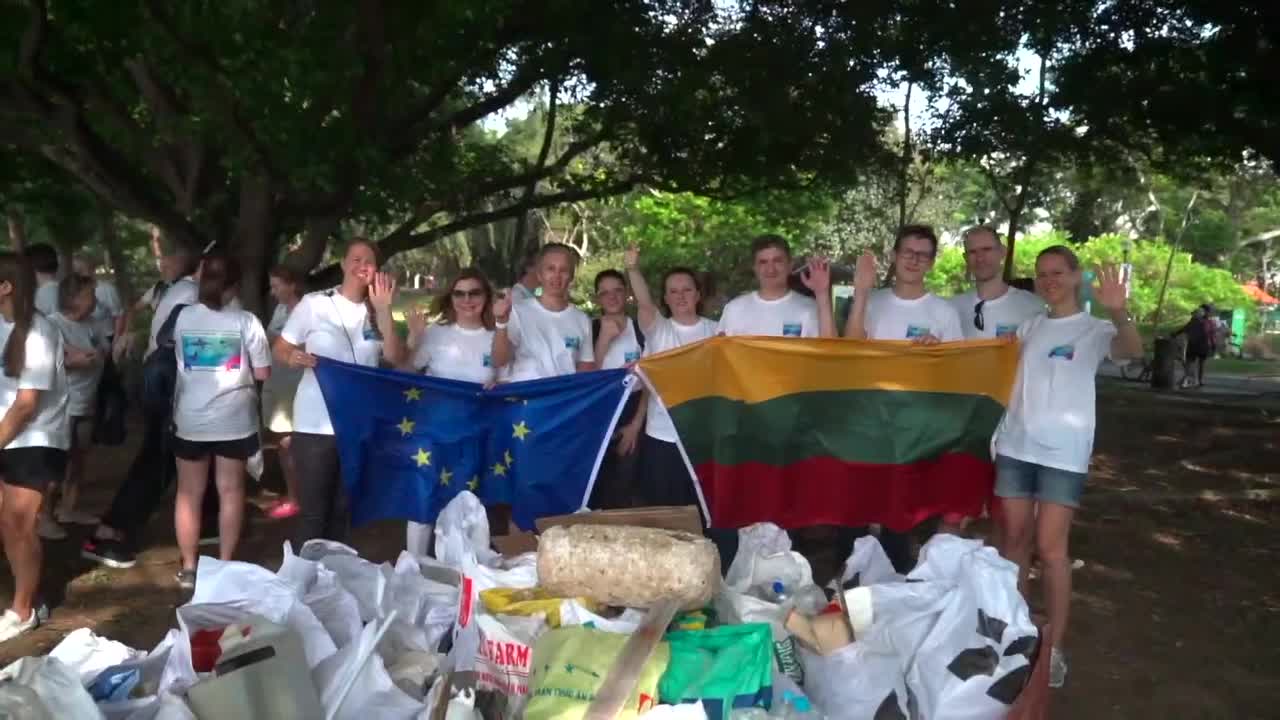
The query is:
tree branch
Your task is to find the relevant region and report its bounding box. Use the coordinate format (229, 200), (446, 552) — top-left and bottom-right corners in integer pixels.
(17, 0), (49, 78)
(510, 78), (560, 255)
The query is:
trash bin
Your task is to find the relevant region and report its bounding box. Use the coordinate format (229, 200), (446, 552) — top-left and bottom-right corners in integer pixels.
(1151, 337), (1176, 389)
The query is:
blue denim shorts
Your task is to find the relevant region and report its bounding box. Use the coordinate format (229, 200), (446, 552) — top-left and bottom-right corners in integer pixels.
(994, 454), (1087, 508)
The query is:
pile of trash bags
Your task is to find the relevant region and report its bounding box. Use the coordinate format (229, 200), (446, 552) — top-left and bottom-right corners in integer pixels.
(0, 492), (1048, 719)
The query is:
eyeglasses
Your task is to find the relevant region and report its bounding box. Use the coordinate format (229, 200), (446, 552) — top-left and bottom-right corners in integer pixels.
(973, 300), (986, 331)
(451, 288), (485, 300)
(898, 250), (936, 263)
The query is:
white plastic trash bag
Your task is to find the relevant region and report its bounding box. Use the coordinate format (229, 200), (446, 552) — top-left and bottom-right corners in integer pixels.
(0, 656), (103, 720)
(905, 536), (1039, 719)
(313, 619), (425, 720)
(559, 600), (646, 635)
(277, 541), (364, 650)
(433, 490), (499, 569)
(638, 701), (710, 719)
(834, 536), (905, 592)
(47, 628), (143, 686)
(93, 634), (176, 718)
(299, 540), (394, 623)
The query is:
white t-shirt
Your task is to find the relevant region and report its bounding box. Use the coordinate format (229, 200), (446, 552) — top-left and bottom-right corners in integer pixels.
(642, 315), (717, 442)
(281, 289), (384, 435)
(511, 284), (537, 303)
(412, 323), (496, 385)
(267, 303), (289, 337)
(504, 298), (593, 381)
(716, 291), (819, 338)
(140, 281), (167, 311)
(147, 276), (198, 357)
(49, 313), (104, 417)
(34, 280), (59, 317)
(995, 312), (1118, 474)
(92, 279), (124, 341)
(597, 317), (644, 370)
(172, 304), (271, 442)
(949, 287), (1044, 339)
(862, 288), (964, 341)
(0, 314), (69, 450)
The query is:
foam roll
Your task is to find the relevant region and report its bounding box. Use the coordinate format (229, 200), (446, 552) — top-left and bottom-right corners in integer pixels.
(537, 525), (721, 610)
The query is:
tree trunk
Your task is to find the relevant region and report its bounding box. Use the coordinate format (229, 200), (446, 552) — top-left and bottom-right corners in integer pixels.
(896, 81), (913, 229)
(6, 210), (27, 253)
(98, 206), (135, 302)
(233, 177), (277, 318)
(1150, 190), (1201, 333)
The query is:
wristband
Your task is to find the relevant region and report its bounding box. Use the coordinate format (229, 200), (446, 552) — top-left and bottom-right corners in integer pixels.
(495, 320), (509, 330)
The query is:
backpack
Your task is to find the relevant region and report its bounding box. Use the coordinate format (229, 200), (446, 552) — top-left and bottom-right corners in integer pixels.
(140, 304), (189, 416)
(591, 316), (646, 351)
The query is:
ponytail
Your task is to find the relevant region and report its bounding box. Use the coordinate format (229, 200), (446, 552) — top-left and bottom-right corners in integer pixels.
(0, 253), (37, 378)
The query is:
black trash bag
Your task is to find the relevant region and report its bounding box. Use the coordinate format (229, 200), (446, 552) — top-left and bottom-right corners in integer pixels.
(92, 355), (129, 446)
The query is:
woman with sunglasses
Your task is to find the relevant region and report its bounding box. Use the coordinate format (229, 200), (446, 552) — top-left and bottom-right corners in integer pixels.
(588, 269), (646, 509)
(400, 268), (496, 555)
(995, 246), (1141, 688)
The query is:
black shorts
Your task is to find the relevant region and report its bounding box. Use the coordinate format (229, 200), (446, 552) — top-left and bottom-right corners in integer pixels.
(172, 433), (260, 461)
(0, 447), (68, 491)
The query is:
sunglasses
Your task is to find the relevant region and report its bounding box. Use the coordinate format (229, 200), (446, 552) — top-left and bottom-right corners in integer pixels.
(451, 288), (486, 300)
(973, 300), (986, 331)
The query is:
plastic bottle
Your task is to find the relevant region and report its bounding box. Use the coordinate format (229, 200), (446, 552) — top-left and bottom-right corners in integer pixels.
(752, 580), (790, 603)
(773, 691), (822, 719)
(792, 585), (830, 615)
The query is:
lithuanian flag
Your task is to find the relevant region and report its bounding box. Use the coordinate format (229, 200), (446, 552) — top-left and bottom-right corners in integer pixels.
(636, 337), (1019, 531)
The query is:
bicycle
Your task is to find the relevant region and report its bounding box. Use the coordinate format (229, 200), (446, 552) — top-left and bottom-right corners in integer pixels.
(1119, 337), (1193, 388)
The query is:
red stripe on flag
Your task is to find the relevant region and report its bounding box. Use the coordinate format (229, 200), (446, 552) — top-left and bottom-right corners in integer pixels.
(696, 453), (994, 532)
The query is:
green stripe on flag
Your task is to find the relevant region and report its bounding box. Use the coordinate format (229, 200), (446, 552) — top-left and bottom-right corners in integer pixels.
(667, 389), (1004, 468)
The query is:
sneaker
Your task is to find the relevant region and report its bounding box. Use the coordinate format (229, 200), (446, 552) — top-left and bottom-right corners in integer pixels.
(198, 533), (220, 547)
(81, 538), (137, 569)
(267, 500), (299, 520)
(1048, 646), (1068, 688)
(37, 516), (67, 541)
(56, 509), (101, 526)
(0, 607), (41, 643)
(175, 568), (196, 591)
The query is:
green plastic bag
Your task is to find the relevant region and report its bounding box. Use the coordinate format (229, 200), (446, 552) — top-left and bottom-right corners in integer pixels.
(659, 623), (774, 720)
(525, 626), (671, 720)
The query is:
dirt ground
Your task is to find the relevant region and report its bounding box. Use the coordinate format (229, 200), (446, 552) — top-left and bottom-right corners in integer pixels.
(1, 378), (1277, 718)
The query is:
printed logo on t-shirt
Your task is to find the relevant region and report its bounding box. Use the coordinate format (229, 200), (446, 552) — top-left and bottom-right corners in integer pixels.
(180, 332), (242, 371)
(624, 350), (642, 363)
(1048, 344), (1076, 360)
(482, 353), (492, 368)
(995, 324), (1019, 338)
(362, 322), (382, 342)
(781, 323), (802, 337)
(564, 336), (581, 351)
(905, 325), (931, 339)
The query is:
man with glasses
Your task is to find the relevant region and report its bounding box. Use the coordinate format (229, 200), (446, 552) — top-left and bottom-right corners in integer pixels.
(949, 226), (1044, 340)
(844, 224), (963, 571)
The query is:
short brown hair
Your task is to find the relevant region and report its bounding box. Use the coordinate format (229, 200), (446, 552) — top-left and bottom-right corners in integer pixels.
(198, 252), (241, 310)
(58, 274), (96, 313)
(537, 242), (579, 266)
(749, 234), (791, 260)
(894, 224), (939, 254)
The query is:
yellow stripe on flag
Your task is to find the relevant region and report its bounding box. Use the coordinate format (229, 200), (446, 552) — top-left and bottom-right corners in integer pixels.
(636, 336), (1019, 407)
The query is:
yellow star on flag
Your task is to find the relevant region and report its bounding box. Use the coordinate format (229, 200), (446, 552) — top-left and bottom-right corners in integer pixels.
(492, 462), (507, 477)
(467, 475), (480, 491)
(439, 467), (453, 486)
(503, 449), (514, 466)
(512, 420), (531, 441)
(403, 387), (422, 402)
(396, 417), (416, 436)
(413, 448), (432, 467)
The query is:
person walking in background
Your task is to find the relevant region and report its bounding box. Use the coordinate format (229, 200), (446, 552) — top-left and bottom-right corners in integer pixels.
(0, 252), (69, 643)
(1172, 306), (1212, 387)
(511, 253), (541, 302)
(42, 274), (105, 539)
(25, 244), (60, 317)
(491, 243), (595, 380)
(275, 239), (406, 547)
(995, 246), (1142, 688)
(588, 268), (646, 510)
(170, 253), (271, 589)
(400, 267), (497, 556)
(261, 265), (305, 520)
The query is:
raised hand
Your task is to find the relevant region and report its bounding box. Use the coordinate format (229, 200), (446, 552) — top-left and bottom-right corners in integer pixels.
(406, 304), (429, 341)
(1093, 264), (1127, 312)
(368, 272), (397, 311)
(599, 315), (626, 340)
(912, 333), (942, 346)
(854, 251), (878, 293)
(493, 288), (513, 322)
(800, 257), (831, 293)
(623, 245), (640, 270)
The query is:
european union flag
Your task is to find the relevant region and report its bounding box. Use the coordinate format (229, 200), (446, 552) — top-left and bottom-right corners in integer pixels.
(313, 359), (633, 530)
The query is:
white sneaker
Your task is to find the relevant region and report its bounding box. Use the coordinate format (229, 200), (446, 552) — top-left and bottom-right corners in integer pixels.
(37, 516), (67, 541)
(1048, 646), (1068, 688)
(0, 607), (40, 643)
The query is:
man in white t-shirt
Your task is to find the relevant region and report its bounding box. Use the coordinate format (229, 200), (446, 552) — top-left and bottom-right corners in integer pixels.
(492, 243), (595, 381)
(25, 244), (61, 317)
(716, 234), (835, 338)
(72, 255), (126, 343)
(949, 226), (1044, 339)
(845, 224), (963, 344)
(510, 253), (540, 303)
